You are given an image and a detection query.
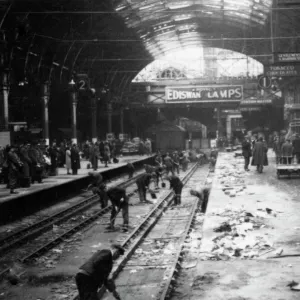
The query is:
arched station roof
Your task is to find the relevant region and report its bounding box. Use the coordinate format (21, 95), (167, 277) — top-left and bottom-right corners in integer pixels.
(115, 0), (272, 59)
(1, 0), (300, 97)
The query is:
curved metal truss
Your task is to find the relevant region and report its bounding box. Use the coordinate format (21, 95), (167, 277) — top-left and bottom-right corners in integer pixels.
(115, 0), (272, 58)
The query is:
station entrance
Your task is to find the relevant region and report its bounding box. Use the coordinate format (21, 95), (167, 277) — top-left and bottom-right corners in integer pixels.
(128, 78), (283, 145)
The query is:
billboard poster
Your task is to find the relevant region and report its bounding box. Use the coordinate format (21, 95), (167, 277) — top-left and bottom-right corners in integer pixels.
(165, 85), (243, 103)
(275, 53), (300, 63)
(264, 65), (300, 77)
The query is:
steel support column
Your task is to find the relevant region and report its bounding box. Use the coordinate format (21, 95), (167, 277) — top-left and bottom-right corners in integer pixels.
(41, 83), (50, 145)
(70, 88), (78, 144)
(91, 92), (97, 143)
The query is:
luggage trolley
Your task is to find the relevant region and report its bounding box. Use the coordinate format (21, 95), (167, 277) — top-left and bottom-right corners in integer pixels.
(276, 156), (300, 179)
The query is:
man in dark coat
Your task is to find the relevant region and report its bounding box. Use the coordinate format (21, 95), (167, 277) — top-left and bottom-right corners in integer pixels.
(292, 134), (300, 163)
(273, 137), (282, 164)
(90, 143), (100, 171)
(71, 144), (81, 175)
(103, 187), (129, 232)
(75, 244), (124, 300)
(242, 136), (252, 171)
(19, 143), (32, 187)
(252, 137), (268, 173)
(281, 139), (293, 164)
(28, 143), (43, 183)
(7, 146), (23, 194)
(166, 175), (183, 206)
(136, 173), (153, 203)
(49, 142), (59, 176)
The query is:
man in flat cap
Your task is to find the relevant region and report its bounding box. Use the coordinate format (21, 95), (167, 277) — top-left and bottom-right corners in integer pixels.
(75, 243), (124, 300)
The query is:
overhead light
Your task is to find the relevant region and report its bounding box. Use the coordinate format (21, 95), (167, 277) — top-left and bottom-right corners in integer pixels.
(168, 2), (191, 10)
(116, 5), (126, 11)
(139, 4), (156, 10)
(174, 14), (193, 21)
(69, 79), (76, 85)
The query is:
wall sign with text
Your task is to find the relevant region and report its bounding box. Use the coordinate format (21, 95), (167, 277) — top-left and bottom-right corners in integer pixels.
(275, 53), (300, 63)
(165, 85), (243, 103)
(265, 65), (300, 77)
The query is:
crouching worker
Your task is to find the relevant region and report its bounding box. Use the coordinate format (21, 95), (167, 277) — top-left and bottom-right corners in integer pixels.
(190, 187), (211, 213)
(136, 173), (153, 203)
(105, 187), (129, 232)
(75, 243), (124, 300)
(166, 175), (183, 206)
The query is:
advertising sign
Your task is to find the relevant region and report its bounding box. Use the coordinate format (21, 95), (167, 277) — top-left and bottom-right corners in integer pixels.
(165, 85), (243, 103)
(240, 107), (262, 112)
(275, 53), (300, 63)
(264, 65), (300, 77)
(241, 99), (272, 105)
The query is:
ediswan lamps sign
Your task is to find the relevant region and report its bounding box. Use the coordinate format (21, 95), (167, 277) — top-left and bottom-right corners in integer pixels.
(165, 85), (243, 103)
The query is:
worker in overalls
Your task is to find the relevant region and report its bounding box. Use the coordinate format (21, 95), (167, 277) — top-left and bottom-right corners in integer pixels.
(105, 187), (129, 232)
(75, 244), (124, 300)
(190, 187), (211, 213)
(87, 171), (107, 208)
(136, 173), (153, 203)
(166, 175), (183, 206)
(164, 153), (174, 176)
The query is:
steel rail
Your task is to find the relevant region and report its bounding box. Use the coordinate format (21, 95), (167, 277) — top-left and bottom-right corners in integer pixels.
(0, 172), (143, 281)
(19, 173), (140, 264)
(0, 172), (140, 256)
(158, 173), (209, 299)
(94, 162), (199, 300)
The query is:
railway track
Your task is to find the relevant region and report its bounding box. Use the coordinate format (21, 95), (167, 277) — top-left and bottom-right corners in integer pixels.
(0, 171), (143, 282)
(67, 163), (208, 300)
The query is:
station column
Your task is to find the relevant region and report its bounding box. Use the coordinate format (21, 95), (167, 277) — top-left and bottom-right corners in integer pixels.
(91, 89), (97, 143)
(41, 82), (50, 146)
(69, 82), (78, 144)
(2, 70), (9, 130)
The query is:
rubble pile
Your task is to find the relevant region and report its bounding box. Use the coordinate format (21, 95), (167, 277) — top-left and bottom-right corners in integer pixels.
(203, 209), (274, 261)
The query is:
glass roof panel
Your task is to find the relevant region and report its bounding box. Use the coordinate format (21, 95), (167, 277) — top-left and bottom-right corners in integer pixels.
(115, 0), (273, 58)
(133, 47), (264, 82)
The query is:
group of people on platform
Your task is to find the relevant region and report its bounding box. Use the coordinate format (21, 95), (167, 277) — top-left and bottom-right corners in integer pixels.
(242, 135), (269, 173)
(241, 132), (300, 173)
(0, 140), (82, 194)
(272, 133), (300, 165)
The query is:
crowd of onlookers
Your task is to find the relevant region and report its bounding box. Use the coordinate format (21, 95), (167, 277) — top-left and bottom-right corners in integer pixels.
(271, 133), (300, 164)
(0, 138), (130, 194)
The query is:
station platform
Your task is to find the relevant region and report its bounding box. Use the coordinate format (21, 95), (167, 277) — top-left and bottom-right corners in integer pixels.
(178, 151), (300, 300)
(0, 155), (154, 224)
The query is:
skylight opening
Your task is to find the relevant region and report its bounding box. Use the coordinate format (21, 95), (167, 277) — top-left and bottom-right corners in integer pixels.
(133, 47), (264, 83)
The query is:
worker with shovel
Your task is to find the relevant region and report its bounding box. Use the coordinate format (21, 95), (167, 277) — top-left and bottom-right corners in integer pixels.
(136, 172), (156, 203)
(165, 175), (183, 206)
(103, 187), (129, 232)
